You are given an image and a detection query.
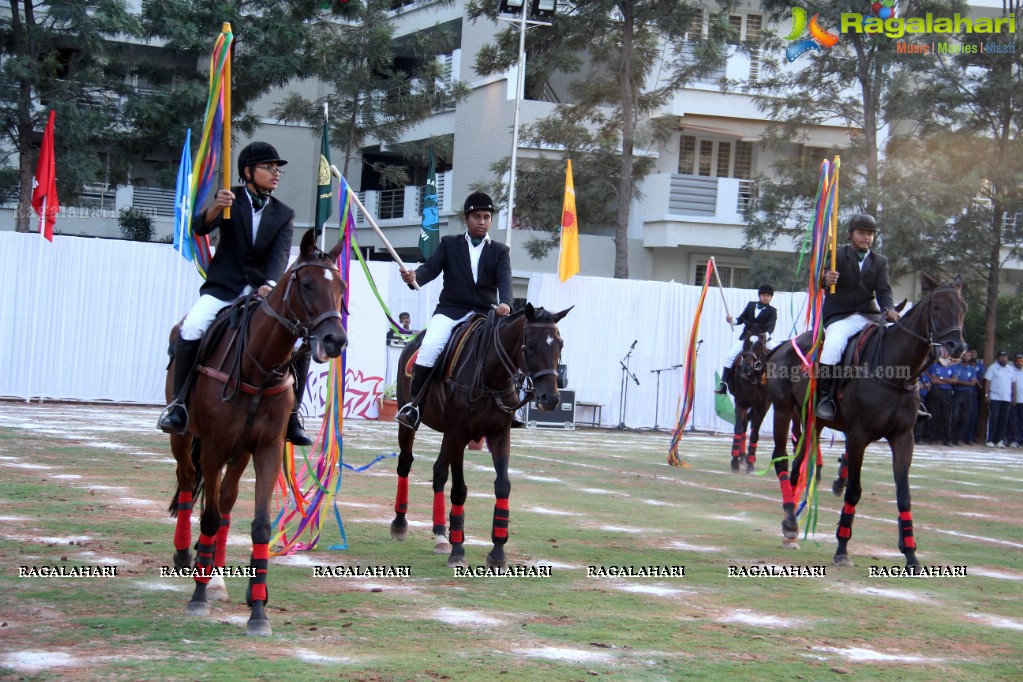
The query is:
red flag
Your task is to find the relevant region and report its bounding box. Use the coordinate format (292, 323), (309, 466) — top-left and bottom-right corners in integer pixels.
(32, 110), (59, 241)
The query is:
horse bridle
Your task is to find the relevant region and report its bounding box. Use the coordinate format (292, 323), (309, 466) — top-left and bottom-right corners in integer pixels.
(259, 258), (344, 343)
(491, 319), (562, 409)
(888, 285), (964, 363)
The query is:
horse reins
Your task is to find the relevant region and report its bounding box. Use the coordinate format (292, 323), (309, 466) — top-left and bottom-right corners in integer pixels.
(885, 285), (964, 381)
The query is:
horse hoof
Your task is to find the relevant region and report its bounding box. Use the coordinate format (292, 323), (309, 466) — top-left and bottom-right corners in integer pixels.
(485, 554), (506, 572)
(745, 463), (755, 474)
(206, 575), (229, 602)
(782, 523), (799, 540)
(173, 550), (192, 570)
(434, 541), (452, 554)
(833, 554), (854, 567)
(390, 520), (408, 541)
(832, 479), (846, 497)
(246, 618), (272, 637)
(781, 538), (800, 550)
(730, 458), (740, 472)
(447, 555), (468, 569)
(185, 600), (210, 617)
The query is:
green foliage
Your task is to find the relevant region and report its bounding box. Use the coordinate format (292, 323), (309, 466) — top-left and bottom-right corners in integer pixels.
(117, 207), (155, 242)
(469, 0), (735, 275)
(0, 0), (141, 231)
(270, 0), (468, 180)
(964, 294), (1023, 358)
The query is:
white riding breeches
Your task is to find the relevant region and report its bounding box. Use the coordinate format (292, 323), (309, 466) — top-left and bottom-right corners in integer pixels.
(820, 313), (874, 365)
(724, 335), (776, 367)
(179, 286), (253, 341)
(414, 312), (473, 368)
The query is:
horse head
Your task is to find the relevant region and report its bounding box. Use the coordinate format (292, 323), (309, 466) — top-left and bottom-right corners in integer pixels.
(266, 230), (348, 362)
(517, 303), (572, 411)
(918, 273), (967, 365)
(738, 325), (769, 379)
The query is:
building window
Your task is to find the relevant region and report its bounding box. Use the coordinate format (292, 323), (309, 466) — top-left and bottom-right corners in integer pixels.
(679, 136), (754, 180)
(695, 262), (751, 288)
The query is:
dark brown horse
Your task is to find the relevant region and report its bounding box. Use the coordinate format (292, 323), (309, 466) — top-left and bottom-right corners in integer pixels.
(727, 326), (771, 474)
(765, 274), (965, 569)
(167, 230), (346, 636)
(389, 304), (570, 570)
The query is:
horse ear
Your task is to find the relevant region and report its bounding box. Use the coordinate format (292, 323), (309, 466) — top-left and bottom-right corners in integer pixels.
(524, 302), (536, 321)
(953, 274), (965, 292)
(300, 230), (316, 258)
(327, 240), (344, 262)
(551, 305), (574, 322)
(921, 272), (938, 294)
(894, 298), (907, 313)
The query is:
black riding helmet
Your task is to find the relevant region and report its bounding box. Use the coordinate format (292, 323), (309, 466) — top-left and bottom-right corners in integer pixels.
(464, 192), (494, 215)
(237, 142), (288, 183)
(758, 284), (774, 296)
(847, 213), (878, 233)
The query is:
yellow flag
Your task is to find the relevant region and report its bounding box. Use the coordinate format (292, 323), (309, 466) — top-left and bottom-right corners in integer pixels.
(558, 159), (580, 282)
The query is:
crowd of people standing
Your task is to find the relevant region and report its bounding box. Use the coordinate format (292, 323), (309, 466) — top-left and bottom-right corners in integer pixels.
(916, 348), (1022, 448)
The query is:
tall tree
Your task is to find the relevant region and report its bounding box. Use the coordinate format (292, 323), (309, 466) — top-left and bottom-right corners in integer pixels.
(271, 0), (468, 184)
(745, 1), (1021, 359)
(0, 1), (138, 232)
(470, 0), (734, 278)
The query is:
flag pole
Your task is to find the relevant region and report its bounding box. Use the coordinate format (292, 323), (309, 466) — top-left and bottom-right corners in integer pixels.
(709, 257), (735, 328)
(222, 22), (232, 220)
(322, 101), (329, 252)
(829, 156), (840, 294)
(329, 164), (419, 290)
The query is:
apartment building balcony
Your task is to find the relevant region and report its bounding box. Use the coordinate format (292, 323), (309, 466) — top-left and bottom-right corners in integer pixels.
(642, 173), (756, 250)
(354, 170), (453, 228)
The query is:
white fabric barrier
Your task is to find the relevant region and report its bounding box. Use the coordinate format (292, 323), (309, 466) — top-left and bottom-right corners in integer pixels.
(2, 232), (836, 435)
(0, 233), (392, 422)
(526, 273), (813, 433)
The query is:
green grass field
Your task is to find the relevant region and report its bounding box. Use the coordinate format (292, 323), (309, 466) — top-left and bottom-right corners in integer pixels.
(1, 401), (1021, 681)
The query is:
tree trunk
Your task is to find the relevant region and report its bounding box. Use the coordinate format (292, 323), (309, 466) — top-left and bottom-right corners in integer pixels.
(11, 0), (35, 233)
(614, 3), (634, 279)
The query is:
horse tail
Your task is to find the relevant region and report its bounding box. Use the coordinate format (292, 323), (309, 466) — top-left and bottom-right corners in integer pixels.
(166, 437), (205, 515)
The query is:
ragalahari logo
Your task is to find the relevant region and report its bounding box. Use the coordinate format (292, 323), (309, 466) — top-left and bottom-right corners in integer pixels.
(784, 7), (840, 61)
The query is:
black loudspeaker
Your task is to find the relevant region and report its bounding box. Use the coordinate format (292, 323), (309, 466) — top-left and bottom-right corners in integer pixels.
(556, 363), (568, 389)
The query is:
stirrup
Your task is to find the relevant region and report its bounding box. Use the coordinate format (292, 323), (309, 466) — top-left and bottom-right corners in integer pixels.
(158, 401), (189, 436)
(394, 402), (421, 429)
(916, 405), (931, 422)
(714, 382), (727, 395)
(816, 397), (836, 421)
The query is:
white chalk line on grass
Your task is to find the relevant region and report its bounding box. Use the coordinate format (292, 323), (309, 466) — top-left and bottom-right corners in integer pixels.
(969, 567), (1023, 581)
(719, 610), (801, 628)
(813, 646), (936, 663)
(430, 607), (504, 626)
(2, 651), (79, 673)
(293, 649), (357, 665)
(967, 613), (1023, 631)
(513, 646), (615, 664)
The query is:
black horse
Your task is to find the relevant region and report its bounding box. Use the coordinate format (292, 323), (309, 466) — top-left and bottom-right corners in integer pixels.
(389, 304), (570, 570)
(727, 326), (771, 473)
(765, 274), (965, 569)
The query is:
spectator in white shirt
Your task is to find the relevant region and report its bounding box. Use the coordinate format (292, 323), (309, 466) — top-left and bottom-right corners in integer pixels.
(984, 350), (1016, 447)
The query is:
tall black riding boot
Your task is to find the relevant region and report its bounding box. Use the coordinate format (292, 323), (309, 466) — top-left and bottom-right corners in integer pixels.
(395, 365), (430, 430)
(815, 364), (839, 421)
(286, 353), (313, 446)
(715, 366), (733, 395)
(158, 337), (202, 435)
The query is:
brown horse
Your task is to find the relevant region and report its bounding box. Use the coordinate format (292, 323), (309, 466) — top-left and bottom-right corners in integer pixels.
(166, 230), (346, 636)
(389, 304), (571, 570)
(765, 274), (965, 569)
(727, 326), (771, 474)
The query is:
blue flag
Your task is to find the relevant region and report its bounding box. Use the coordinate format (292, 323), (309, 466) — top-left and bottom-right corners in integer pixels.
(173, 129), (193, 262)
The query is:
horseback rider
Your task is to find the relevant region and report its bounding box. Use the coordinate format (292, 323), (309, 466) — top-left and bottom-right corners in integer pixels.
(817, 213), (924, 421)
(715, 284), (777, 394)
(158, 141), (313, 446)
(394, 192), (513, 430)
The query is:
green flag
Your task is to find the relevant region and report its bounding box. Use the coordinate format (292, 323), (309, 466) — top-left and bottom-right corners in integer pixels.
(419, 147), (439, 258)
(314, 117), (332, 236)
(714, 371), (736, 425)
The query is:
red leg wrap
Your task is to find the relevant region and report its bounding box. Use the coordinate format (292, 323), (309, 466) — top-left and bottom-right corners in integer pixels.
(214, 515), (230, 568)
(899, 512), (915, 548)
(731, 434), (742, 458)
(843, 503), (856, 515)
(250, 583), (267, 603)
(195, 533), (217, 584)
(395, 476), (409, 514)
(433, 491), (446, 528)
(747, 440), (758, 462)
(449, 504), (465, 544)
(173, 492), (193, 551)
(492, 498), (510, 540)
(837, 526), (852, 538)
(777, 472), (794, 505)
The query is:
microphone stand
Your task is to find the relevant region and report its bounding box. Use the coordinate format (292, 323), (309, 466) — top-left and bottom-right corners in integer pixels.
(651, 363), (684, 431)
(616, 343), (640, 430)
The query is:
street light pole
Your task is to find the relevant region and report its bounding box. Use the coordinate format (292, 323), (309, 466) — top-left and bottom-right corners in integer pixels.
(504, 0), (529, 248)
